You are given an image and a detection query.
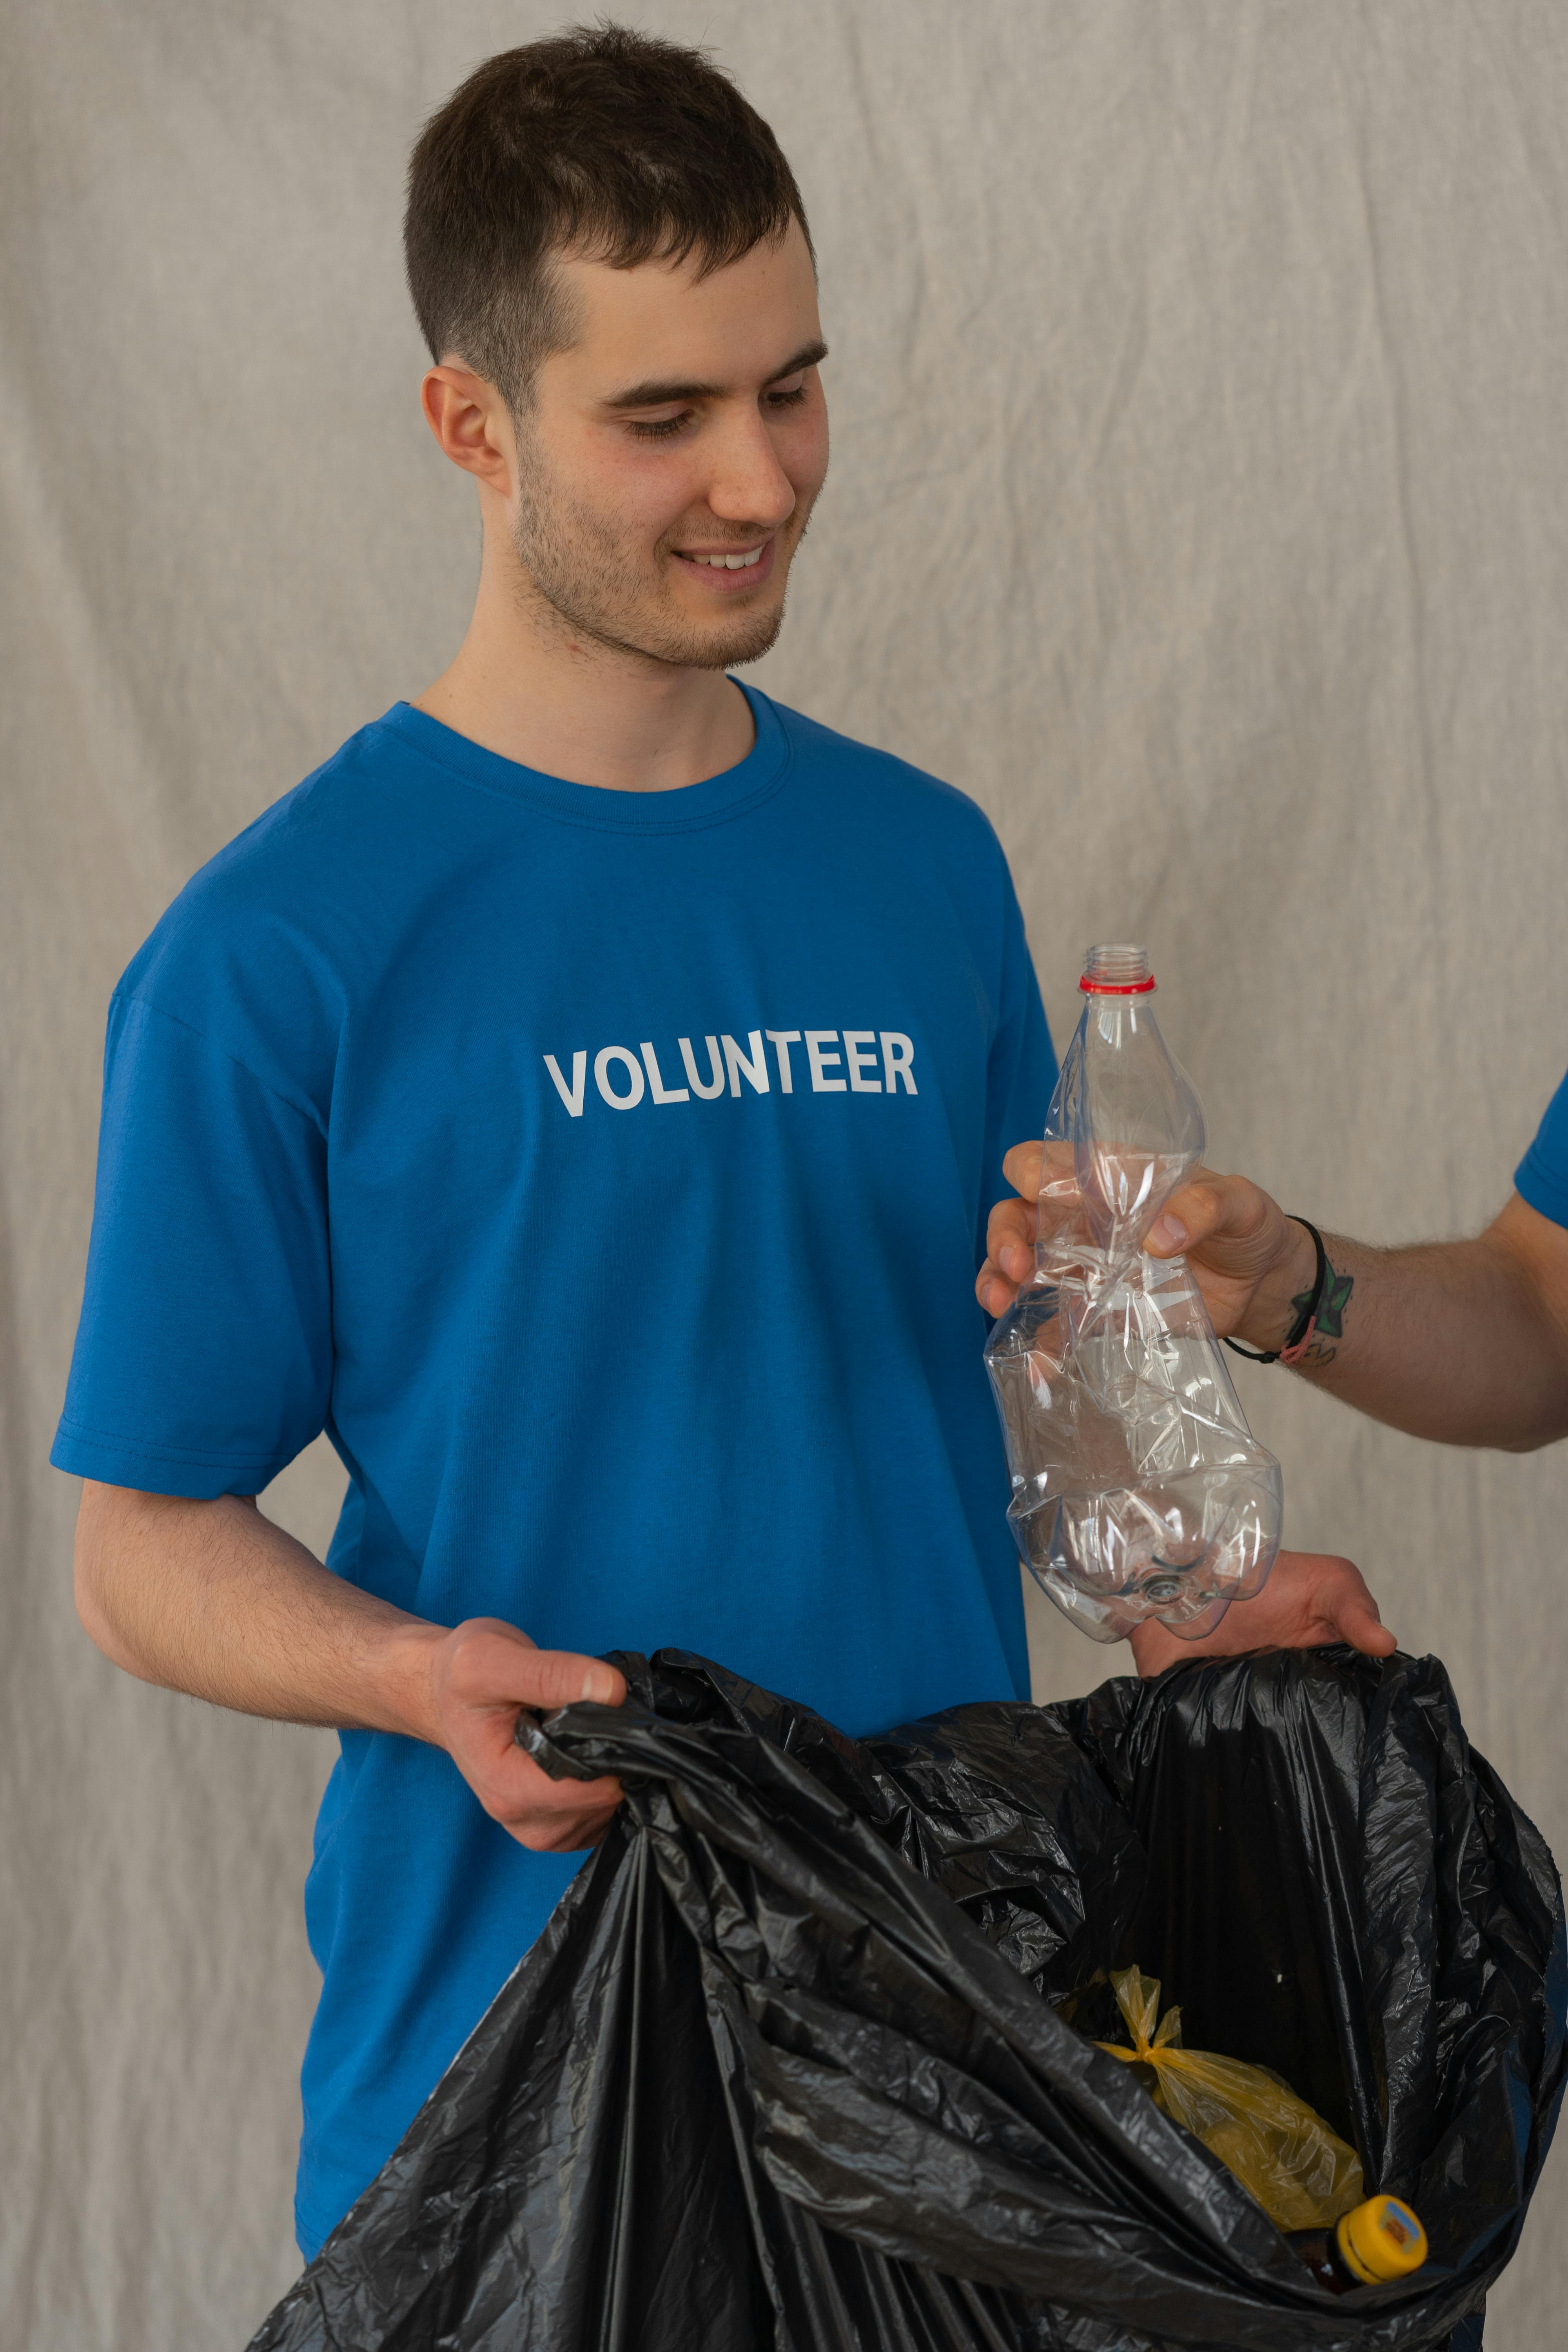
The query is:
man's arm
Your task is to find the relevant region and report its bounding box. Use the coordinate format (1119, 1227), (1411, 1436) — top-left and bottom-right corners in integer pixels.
(74, 1483), (625, 1850)
(1150, 1185), (1568, 1450)
(980, 1148), (1568, 1452)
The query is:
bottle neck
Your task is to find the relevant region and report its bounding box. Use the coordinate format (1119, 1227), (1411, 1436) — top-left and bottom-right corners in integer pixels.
(1079, 942), (1154, 994)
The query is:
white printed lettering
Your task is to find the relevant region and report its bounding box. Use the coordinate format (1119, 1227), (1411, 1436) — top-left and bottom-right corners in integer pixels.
(843, 1032), (882, 1093)
(544, 1051), (587, 1118)
(723, 1031), (770, 1097)
(678, 1035), (726, 1100)
(552, 1028), (916, 1114)
(594, 1046), (645, 1109)
(766, 1030), (801, 1092)
(880, 1033), (917, 1094)
(640, 1042), (689, 1105)
(805, 1031), (846, 1092)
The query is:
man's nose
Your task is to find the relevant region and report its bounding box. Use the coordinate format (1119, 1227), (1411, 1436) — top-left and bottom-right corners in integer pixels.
(704, 405), (797, 529)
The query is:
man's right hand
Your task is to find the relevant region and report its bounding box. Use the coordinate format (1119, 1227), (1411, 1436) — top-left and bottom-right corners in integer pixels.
(421, 1618), (627, 1852)
(75, 1488), (629, 1851)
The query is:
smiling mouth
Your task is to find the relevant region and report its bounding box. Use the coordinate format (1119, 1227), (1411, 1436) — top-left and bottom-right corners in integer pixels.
(674, 543), (767, 571)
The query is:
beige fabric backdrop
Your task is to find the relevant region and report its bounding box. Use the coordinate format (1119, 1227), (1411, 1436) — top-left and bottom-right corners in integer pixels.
(5, 2), (1567, 2343)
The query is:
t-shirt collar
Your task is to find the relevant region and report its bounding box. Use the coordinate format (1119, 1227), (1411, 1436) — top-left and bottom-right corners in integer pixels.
(374, 681), (790, 835)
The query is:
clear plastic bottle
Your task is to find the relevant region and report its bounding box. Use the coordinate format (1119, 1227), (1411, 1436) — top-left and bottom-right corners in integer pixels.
(984, 943), (1282, 1642)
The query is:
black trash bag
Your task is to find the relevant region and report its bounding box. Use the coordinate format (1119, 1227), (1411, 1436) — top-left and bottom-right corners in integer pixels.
(249, 1647), (1565, 2352)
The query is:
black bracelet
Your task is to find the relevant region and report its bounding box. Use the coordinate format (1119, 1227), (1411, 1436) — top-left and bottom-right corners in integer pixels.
(1223, 1218), (1328, 1365)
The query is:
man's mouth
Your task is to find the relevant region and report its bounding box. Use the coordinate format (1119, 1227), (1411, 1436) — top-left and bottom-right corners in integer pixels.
(672, 539), (773, 579)
(678, 545), (764, 569)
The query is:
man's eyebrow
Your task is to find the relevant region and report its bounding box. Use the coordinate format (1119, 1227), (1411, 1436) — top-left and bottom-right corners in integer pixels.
(600, 339), (828, 412)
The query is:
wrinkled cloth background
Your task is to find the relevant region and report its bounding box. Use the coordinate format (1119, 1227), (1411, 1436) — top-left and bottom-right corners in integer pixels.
(4, 4), (1566, 2346)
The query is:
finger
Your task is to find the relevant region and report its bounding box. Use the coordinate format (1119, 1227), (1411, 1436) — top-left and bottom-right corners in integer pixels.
(505, 1779), (625, 1853)
(975, 1259), (1018, 1316)
(488, 1744), (624, 1807)
(519, 1648), (626, 1710)
(978, 1269), (1023, 1316)
(985, 1196), (1038, 1284)
(1127, 1621), (1188, 1677)
(448, 1622), (625, 1712)
(514, 1767), (624, 1815)
(459, 1697), (624, 1794)
(1145, 1178), (1225, 1259)
(492, 1639), (624, 1711)
(1329, 1585), (1397, 1657)
(986, 1195), (1037, 1251)
(1000, 1139), (1044, 1197)
(462, 1731), (625, 1834)
(531, 1808), (624, 1854)
(1276, 1550), (1397, 1657)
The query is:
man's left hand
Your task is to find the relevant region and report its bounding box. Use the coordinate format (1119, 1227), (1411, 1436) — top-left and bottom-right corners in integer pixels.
(1127, 1549), (1396, 1679)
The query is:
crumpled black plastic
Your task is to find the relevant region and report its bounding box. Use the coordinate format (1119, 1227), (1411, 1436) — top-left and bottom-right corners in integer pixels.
(249, 1646), (1566, 2352)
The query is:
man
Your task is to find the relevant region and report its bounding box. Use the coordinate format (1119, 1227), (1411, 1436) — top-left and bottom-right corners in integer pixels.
(54, 26), (1384, 2259)
(980, 1080), (1568, 1639)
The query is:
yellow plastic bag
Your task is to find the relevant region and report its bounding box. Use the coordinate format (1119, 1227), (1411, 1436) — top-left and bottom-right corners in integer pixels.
(1096, 1965), (1364, 2234)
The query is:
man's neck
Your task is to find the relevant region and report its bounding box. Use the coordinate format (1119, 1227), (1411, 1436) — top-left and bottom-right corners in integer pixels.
(414, 539), (755, 794)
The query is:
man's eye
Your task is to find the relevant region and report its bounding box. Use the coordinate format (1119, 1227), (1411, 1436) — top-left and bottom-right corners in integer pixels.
(626, 412), (694, 441)
(767, 383), (808, 411)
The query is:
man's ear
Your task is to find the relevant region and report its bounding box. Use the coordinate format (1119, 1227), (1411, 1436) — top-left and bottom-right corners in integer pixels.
(420, 364), (515, 496)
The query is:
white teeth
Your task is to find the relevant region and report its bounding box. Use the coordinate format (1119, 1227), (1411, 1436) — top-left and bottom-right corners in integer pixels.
(690, 547), (763, 568)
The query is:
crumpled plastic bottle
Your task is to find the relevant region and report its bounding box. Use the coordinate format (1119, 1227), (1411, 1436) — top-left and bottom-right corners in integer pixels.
(984, 942), (1282, 1642)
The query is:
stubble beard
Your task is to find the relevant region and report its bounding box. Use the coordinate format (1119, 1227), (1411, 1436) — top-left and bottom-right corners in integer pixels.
(508, 448), (810, 673)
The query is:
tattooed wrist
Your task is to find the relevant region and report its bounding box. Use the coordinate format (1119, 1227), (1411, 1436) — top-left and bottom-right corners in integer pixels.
(1289, 1258), (1354, 1373)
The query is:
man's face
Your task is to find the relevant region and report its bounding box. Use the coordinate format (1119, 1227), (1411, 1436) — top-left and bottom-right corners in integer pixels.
(508, 218), (828, 670)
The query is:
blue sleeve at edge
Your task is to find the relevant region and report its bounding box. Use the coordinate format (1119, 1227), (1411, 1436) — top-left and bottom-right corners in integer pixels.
(1514, 1066), (1568, 1232)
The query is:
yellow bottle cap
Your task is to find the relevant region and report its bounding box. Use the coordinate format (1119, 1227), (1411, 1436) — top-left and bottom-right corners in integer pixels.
(1335, 2195), (1429, 2285)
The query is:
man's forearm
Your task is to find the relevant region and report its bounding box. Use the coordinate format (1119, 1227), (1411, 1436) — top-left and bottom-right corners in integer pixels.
(1242, 1215), (1568, 1450)
(74, 1484), (445, 1736)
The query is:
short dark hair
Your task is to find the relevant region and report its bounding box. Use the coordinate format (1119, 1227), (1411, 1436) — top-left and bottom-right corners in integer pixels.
(404, 24), (811, 405)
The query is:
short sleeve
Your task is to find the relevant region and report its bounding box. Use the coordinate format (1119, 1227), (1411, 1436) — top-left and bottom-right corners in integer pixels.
(978, 872), (1057, 1265)
(51, 993), (332, 1498)
(1514, 1066), (1568, 1231)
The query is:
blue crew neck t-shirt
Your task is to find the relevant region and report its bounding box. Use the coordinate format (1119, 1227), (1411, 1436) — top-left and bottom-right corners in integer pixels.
(1515, 1067), (1568, 1229)
(52, 686), (1056, 2256)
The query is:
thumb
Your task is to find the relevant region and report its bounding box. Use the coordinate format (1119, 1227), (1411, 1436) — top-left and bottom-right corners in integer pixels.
(446, 1621), (626, 1711)
(1145, 1180), (1223, 1260)
(1332, 1586), (1397, 1659)
(519, 1648), (626, 1710)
